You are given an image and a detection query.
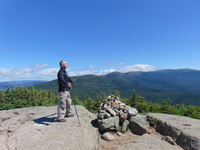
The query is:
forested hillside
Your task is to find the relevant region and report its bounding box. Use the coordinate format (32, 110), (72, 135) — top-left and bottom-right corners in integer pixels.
(34, 69), (200, 106)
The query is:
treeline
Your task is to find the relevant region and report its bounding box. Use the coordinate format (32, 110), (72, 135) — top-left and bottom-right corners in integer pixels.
(0, 87), (200, 120)
(76, 91), (200, 120)
(0, 86), (58, 110)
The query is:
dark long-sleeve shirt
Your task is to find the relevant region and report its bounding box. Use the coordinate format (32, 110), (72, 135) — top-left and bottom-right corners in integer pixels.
(57, 68), (73, 92)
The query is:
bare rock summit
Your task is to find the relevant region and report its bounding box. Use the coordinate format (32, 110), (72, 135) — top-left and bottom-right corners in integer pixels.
(0, 106), (98, 150)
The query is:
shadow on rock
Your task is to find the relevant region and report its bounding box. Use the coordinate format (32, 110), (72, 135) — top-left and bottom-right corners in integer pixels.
(33, 113), (57, 126)
(91, 118), (99, 128)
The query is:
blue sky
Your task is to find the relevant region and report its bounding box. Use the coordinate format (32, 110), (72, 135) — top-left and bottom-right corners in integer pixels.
(0, 0), (200, 81)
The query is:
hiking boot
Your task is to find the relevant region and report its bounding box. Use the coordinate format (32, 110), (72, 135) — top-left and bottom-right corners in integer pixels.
(65, 114), (75, 118)
(56, 118), (66, 122)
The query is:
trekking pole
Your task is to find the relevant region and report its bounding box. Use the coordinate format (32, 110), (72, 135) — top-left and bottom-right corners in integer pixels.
(74, 102), (81, 127)
(72, 83), (81, 127)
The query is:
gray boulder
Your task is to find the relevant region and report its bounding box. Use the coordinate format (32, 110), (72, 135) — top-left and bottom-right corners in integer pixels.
(0, 106), (98, 150)
(128, 114), (149, 135)
(128, 107), (138, 116)
(162, 136), (176, 145)
(101, 132), (115, 141)
(98, 116), (119, 132)
(121, 120), (129, 132)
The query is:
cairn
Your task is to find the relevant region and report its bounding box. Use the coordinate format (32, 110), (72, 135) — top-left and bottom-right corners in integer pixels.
(97, 95), (138, 135)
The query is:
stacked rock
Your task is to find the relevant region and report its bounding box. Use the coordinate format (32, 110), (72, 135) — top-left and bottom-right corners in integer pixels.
(97, 95), (131, 119)
(97, 95), (138, 133)
(97, 95), (138, 119)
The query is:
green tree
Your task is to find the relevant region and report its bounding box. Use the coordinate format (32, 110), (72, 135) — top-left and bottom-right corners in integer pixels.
(184, 105), (200, 119)
(149, 102), (160, 113)
(126, 90), (145, 108)
(72, 95), (83, 105)
(83, 96), (96, 113)
(160, 98), (173, 114)
(114, 90), (121, 98)
(0, 90), (6, 109)
(136, 101), (150, 113)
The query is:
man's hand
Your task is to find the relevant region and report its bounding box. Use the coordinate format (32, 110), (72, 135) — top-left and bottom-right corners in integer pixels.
(67, 83), (72, 88)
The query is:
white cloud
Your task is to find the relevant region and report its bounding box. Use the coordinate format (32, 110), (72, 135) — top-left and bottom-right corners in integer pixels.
(69, 68), (117, 76)
(37, 68), (58, 76)
(0, 63), (158, 81)
(118, 64), (158, 72)
(95, 68), (117, 75)
(89, 65), (98, 69)
(0, 68), (12, 75)
(0, 64), (59, 81)
(69, 64), (157, 77)
(32, 64), (48, 71)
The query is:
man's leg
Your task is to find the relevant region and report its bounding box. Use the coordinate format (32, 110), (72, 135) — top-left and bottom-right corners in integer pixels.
(57, 91), (67, 121)
(65, 91), (74, 117)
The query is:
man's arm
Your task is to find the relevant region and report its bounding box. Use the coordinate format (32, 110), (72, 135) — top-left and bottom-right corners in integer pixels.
(68, 77), (74, 83)
(58, 71), (68, 85)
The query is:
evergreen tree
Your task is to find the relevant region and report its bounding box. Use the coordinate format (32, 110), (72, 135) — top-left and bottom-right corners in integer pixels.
(83, 96), (96, 113)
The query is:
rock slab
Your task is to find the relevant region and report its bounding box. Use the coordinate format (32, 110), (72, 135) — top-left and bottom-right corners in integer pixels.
(0, 106), (98, 150)
(148, 113), (200, 150)
(116, 134), (182, 150)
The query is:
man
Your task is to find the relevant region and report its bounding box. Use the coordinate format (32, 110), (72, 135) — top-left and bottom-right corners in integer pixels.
(56, 60), (74, 122)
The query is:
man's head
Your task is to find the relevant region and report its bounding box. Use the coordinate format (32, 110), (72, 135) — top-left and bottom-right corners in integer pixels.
(59, 60), (68, 69)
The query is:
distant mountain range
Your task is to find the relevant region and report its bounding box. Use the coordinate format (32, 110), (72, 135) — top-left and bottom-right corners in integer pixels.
(0, 80), (47, 90)
(33, 69), (200, 106)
